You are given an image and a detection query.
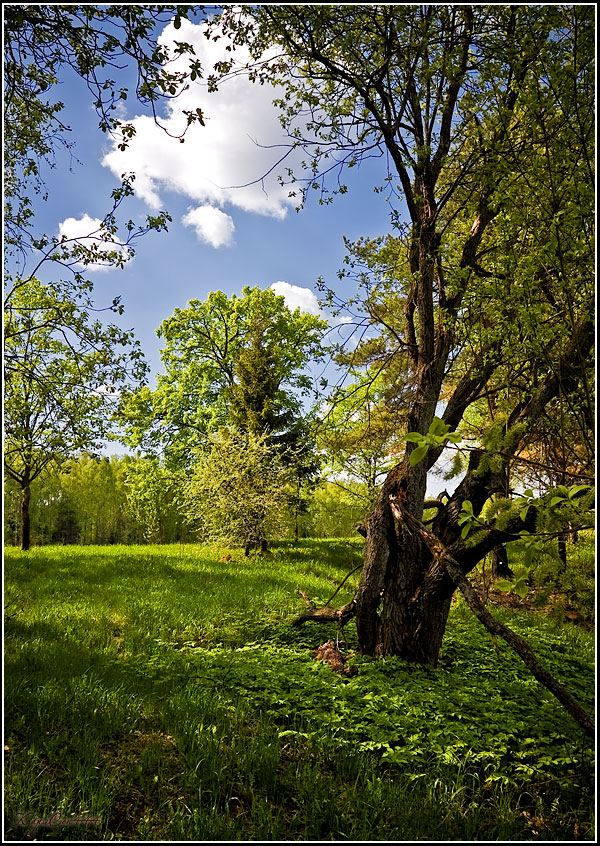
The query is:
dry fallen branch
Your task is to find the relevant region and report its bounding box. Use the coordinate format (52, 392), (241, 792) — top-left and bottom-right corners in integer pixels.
(291, 599), (356, 628)
(293, 564), (361, 627)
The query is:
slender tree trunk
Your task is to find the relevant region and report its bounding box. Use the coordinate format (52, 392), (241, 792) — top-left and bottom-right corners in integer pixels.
(557, 533), (568, 571)
(20, 474), (31, 552)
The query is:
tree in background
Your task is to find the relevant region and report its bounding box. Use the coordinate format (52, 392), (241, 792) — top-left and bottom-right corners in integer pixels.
(209, 3), (595, 730)
(121, 287), (326, 464)
(122, 456), (186, 544)
(4, 278), (147, 549)
(226, 323), (323, 542)
(183, 429), (296, 554)
(120, 286), (327, 549)
(319, 368), (408, 505)
(3, 453), (188, 546)
(301, 481), (370, 539)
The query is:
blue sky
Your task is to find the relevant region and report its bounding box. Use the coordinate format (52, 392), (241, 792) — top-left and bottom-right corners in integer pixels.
(17, 11), (450, 495)
(26, 13), (397, 383)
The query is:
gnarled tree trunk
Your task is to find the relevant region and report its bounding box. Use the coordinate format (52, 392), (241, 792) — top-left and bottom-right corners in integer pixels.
(356, 466), (456, 663)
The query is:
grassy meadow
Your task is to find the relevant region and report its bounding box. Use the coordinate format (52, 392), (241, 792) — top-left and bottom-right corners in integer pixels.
(4, 540), (595, 841)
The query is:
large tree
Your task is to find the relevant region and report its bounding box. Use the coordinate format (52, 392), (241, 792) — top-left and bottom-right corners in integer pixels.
(120, 286), (327, 467)
(120, 286), (327, 548)
(209, 6), (595, 675)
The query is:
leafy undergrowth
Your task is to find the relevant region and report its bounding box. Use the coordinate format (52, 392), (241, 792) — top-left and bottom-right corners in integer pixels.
(4, 541), (595, 841)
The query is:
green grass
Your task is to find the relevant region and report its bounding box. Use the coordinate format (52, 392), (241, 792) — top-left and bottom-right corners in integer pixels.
(4, 540), (595, 841)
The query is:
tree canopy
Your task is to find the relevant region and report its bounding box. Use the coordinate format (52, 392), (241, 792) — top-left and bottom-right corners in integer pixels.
(121, 285), (327, 469)
(3, 3), (206, 280)
(4, 277), (147, 549)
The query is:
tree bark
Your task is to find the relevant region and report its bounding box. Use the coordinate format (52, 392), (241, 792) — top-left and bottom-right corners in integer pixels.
(557, 533), (568, 571)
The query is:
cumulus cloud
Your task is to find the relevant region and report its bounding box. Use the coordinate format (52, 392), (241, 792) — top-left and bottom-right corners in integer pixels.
(58, 214), (131, 271)
(101, 16), (298, 236)
(182, 204), (235, 247)
(270, 281), (321, 315)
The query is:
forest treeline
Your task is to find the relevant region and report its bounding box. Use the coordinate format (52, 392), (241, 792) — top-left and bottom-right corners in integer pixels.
(3, 453), (366, 547)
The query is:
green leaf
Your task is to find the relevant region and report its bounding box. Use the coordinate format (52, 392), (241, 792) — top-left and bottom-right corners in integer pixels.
(568, 484), (590, 499)
(513, 579), (529, 598)
(405, 432), (423, 443)
(429, 416), (449, 437)
(409, 444), (429, 466)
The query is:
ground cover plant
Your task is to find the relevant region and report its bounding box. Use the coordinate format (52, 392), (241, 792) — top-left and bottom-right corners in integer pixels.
(4, 541), (594, 841)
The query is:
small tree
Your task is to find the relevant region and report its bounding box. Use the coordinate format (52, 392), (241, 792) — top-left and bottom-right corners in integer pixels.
(183, 429), (295, 554)
(3, 278), (147, 550)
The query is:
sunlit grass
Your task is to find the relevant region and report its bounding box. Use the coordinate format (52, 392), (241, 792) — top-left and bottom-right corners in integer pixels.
(4, 541), (594, 841)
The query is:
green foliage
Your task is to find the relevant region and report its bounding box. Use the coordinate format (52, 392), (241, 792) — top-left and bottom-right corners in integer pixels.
(4, 541), (594, 840)
(319, 368), (406, 496)
(183, 429), (297, 550)
(406, 417), (462, 467)
(495, 566), (531, 599)
(300, 481), (369, 538)
(457, 499), (484, 540)
(121, 287), (327, 470)
(505, 530), (596, 625)
(4, 5), (204, 279)
(122, 456), (186, 544)
(3, 453), (189, 547)
(3, 277), (148, 547)
(119, 286), (326, 549)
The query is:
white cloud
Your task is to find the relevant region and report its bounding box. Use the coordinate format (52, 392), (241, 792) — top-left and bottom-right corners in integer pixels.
(182, 204), (235, 247)
(102, 16), (298, 229)
(58, 214), (131, 271)
(270, 281), (321, 315)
